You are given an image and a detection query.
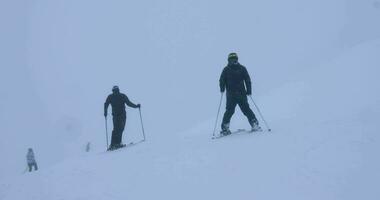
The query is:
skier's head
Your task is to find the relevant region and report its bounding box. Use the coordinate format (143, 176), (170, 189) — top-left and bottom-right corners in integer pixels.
(228, 53), (238, 64)
(112, 85), (120, 93)
(28, 148), (33, 152)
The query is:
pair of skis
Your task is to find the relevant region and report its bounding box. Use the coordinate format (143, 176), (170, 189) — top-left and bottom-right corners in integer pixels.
(107, 139), (145, 152)
(212, 128), (264, 140)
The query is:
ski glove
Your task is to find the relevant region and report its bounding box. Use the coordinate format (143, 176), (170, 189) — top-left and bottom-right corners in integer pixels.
(104, 112), (107, 117)
(137, 104), (141, 108)
(246, 91), (252, 96)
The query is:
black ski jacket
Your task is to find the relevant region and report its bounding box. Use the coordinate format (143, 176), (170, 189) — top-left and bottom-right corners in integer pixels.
(104, 92), (138, 116)
(219, 63), (252, 96)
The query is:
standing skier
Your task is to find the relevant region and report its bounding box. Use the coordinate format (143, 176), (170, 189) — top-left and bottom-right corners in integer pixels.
(26, 148), (38, 172)
(104, 86), (140, 150)
(219, 53), (261, 135)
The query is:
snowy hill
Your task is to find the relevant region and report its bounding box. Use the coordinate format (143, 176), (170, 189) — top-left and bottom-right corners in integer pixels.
(1, 40), (379, 200)
(1, 0), (380, 199)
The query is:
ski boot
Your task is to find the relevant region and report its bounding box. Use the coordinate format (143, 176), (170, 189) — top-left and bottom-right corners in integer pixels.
(251, 124), (262, 132)
(114, 143), (126, 149)
(220, 123), (232, 136)
(107, 145), (116, 151)
(107, 143), (126, 151)
(250, 120), (262, 132)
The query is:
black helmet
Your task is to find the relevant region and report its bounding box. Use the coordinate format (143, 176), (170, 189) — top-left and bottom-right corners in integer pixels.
(228, 53), (238, 61)
(112, 86), (119, 93)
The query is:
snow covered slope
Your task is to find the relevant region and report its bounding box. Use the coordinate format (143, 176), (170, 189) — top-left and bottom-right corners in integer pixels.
(2, 0), (380, 180)
(1, 40), (379, 200)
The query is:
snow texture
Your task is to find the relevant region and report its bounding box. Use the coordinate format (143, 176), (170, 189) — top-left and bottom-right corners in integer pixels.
(1, 0), (380, 199)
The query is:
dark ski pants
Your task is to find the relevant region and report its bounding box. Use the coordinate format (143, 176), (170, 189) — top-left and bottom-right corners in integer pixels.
(28, 162), (38, 172)
(111, 114), (126, 146)
(222, 94), (258, 129)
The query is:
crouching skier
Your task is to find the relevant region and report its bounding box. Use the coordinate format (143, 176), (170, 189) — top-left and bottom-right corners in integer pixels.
(219, 53), (262, 136)
(26, 148), (38, 172)
(104, 86), (140, 151)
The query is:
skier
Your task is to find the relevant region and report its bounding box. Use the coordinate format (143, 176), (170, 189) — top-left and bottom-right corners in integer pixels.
(26, 148), (38, 172)
(86, 142), (91, 152)
(104, 86), (140, 150)
(219, 53), (261, 135)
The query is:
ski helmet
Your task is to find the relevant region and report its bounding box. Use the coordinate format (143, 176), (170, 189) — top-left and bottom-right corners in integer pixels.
(228, 53), (238, 61)
(112, 85), (119, 92)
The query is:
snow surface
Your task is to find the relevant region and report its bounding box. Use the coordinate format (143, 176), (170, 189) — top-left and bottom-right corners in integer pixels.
(1, 0), (380, 199)
(1, 40), (380, 199)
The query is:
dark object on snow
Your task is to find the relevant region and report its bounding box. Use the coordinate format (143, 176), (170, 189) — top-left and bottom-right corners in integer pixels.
(26, 148), (38, 172)
(107, 143), (127, 151)
(104, 86), (140, 150)
(86, 142), (91, 152)
(219, 53), (260, 132)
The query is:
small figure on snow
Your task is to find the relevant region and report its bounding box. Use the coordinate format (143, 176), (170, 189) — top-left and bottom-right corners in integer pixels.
(104, 86), (140, 150)
(219, 53), (261, 135)
(86, 142), (91, 152)
(26, 148), (38, 172)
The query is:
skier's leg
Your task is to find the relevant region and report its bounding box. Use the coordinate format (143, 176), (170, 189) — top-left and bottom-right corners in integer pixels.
(110, 115), (119, 147)
(221, 95), (237, 131)
(238, 95), (258, 127)
(34, 163), (38, 171)
(117, 114), (126, 145)
(113, 115), (123, 146)
(28, 164), (32, 172)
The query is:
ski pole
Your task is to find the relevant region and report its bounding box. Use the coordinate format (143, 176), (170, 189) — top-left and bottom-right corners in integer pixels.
(249, 96), (271, 132)
(212, 93), (224, 137)
(105, 116), (109, 149)
(138, 107), (146, 141)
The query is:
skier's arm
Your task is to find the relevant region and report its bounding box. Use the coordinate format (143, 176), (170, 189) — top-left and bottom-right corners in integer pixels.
(124, 95), (140, 108)
(219, 68), (227, 93)
(243, 67), (252, 95)
(104, 96), (111, 116)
